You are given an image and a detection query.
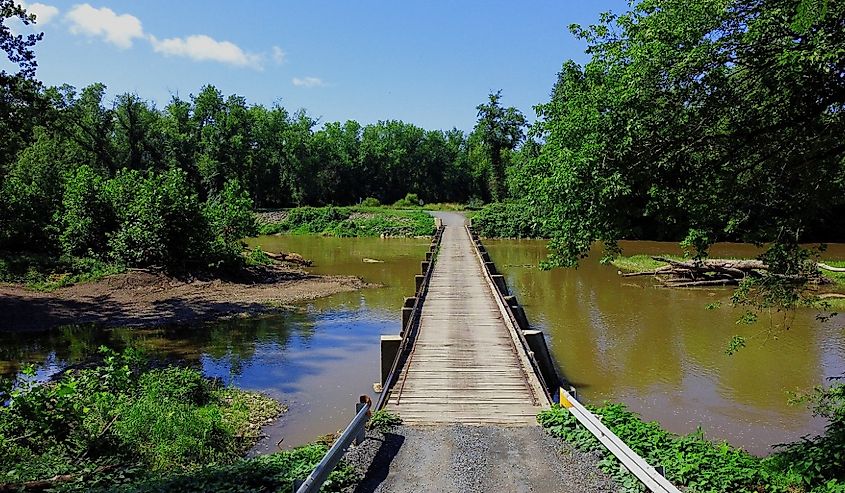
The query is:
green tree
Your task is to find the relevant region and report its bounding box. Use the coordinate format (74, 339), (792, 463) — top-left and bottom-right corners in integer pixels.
(474, 91), (526, 202)
(515, 0), (845, 273)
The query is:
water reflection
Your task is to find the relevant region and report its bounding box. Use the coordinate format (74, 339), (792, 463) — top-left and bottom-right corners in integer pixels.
(2, 235), (843, 455)
(1, 236), (429, 449)
(486, 239), (845, 455)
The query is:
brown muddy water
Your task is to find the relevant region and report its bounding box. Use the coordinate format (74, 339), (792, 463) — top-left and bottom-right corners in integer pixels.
(2, 235), (843, 455)
(486, 240), (845, 455)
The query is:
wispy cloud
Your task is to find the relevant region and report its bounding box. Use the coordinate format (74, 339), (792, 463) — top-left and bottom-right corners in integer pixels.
(292, 76), (326, 88)
(61, 3), (272, 69)
(151, 34), (262, 69)
(272, 46), (286, 64)
(66, 3), (144, 49)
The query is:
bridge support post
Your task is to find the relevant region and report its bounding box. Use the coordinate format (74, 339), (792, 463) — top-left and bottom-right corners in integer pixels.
(523, 330), (559, 389)
(380, 335), (402, 385)
(425, 251), (433, 261)
(484, 262), (498, 275)
(421, 261), (430, 273)
(415, 275), (424, 294)
(491, 274), (508, 295)
(402, 297), (416, 333)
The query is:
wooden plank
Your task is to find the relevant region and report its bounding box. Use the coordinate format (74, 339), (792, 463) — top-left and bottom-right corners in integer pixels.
(385, 216), (548, 423)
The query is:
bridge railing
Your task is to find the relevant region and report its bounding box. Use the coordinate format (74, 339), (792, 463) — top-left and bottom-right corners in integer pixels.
(375, 222), (445, 410)
(560, 388), (681, 493)
(294, 396), (371, 493)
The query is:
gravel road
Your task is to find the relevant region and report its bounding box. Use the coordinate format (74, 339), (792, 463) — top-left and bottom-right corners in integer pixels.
(343, 424), (619, 493)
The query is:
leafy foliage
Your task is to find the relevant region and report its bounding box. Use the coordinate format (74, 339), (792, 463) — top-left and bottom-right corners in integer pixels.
(471, 201), (548, 239)
(0, 348), (282, 491)
(539, 398), (845, 493)
(259, 206), (434, 238)
(367, 410), (403, 432)
(509, 0), (845, 272)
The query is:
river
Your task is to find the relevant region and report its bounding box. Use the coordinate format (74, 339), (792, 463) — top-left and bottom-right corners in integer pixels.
(1, 235), (843, 455)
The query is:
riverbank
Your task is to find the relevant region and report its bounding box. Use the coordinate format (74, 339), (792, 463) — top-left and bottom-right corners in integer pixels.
(0, 349), (286, 492)
(0, 264), (371, 332)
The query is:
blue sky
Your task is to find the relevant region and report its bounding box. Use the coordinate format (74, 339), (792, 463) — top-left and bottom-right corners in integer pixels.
(10, 1), (630, 131)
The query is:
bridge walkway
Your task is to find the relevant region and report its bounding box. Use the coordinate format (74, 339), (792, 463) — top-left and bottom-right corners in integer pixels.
(383, 212), (546, 424)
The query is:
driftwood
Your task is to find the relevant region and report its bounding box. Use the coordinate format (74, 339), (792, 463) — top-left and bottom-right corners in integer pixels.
(819, 263), (845, 273)
(264, 251), (313, 267)
(621, 257), (832, 288)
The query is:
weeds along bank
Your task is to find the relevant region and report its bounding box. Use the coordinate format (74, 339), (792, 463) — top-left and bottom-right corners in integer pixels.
(0, 348), (360, 493)
(539, 397), (845, 493)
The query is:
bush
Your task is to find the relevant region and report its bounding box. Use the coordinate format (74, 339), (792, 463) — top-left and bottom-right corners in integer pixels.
(539, 398), (845, 493)
(104, 168), (206, 269)
(360, 197), (381, 207)
(392, 192), (422, 208)
(202, 179), (257, 268)
(471, 201), (548, 238)
(60, 165), (113, 258)
(0, 348), (282, 490)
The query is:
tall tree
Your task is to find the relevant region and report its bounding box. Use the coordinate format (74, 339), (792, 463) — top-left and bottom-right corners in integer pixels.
(474, 91), (526, 202)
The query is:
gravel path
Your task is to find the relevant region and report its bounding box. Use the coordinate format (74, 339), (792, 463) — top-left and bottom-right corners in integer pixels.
(343, 424), (619, 493)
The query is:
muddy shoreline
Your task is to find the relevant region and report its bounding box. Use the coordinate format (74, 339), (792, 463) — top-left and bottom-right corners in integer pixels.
(0, 265), (372, 332)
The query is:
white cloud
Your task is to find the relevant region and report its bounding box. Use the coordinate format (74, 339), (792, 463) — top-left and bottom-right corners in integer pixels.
(292, 76), (326, 88)
(66, 4), (144, 49)
(272, 45), (286, 64)
(150, 34), (262, 69)
(26, 2), (60, 25)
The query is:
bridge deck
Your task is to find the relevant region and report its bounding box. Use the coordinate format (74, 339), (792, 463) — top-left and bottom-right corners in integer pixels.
(385, 214), (545, 425)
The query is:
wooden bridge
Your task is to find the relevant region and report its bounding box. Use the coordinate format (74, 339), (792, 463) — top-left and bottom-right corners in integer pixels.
(298, 212), (682, 493)
(382, 213), (551, 423)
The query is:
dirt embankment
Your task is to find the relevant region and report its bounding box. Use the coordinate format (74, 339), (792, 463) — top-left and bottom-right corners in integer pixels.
(0, 266), (371, 332)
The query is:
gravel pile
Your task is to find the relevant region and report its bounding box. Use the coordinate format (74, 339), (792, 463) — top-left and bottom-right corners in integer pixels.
(342, 424), (620, 493)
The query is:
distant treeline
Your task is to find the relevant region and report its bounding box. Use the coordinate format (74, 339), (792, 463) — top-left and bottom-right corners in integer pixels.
(0, 82), (518, 263)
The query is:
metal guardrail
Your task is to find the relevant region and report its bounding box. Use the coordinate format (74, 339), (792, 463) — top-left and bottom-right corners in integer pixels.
(374, 224), (445, 410)
(294, 397), (371, 493)
(560, 388), (681, 493)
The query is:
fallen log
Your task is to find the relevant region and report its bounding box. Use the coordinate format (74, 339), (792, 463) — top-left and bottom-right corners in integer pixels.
(618, 256), (832, 288)
(819, 263), (845, 273)
(264, 251), (313, 267)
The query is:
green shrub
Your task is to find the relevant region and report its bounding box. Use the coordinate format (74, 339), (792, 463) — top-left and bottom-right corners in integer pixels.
(202, 179), (257, 268)
(0, 348), (282, 490)
(60, 165), (113, 258)
(360, 196), (381, 207)
(472, 201), (547, 238)
(393, 192), (422, 208)
(368, 410), (402, 432)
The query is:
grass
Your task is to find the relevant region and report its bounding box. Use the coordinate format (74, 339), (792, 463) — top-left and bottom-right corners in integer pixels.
(256, 205), (435, 237)
(610, 254), (675, 272)
(0, 253), (125, 291)
(112, 443), (358, 493)
(820, 260), (845, 288)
